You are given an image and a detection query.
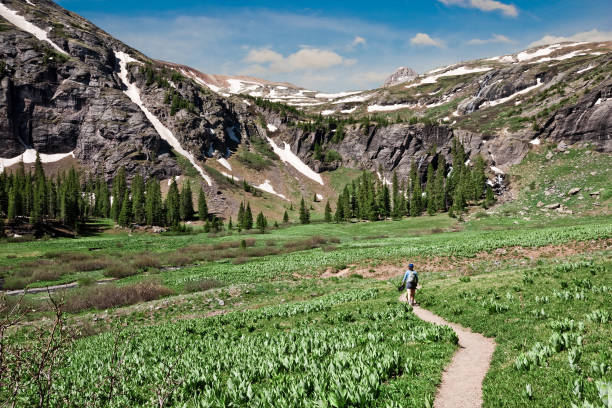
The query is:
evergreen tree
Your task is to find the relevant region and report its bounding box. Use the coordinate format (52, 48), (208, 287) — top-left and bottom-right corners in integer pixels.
(283, 210), (289, 224)
(484, 185), (496, 208)
(425, 162), (436, 216)
(118, 190), (132, 227)
(198, 187), (208, 221)
(391, 171), (400, 218)
(324, 201), (332, 222)
(7, 186), (17, 221)
(47, 180), (57, 220)
(145, 178), (163, 226)
(131, 174), (146, 224)
(434, 157), (447, 211)
(244, 202), (253, 230)
(409, 164), (422, 217)
(299, 197), (310, 224)
(472, 155), (486, 201)
(228, 217), (233, 231)
(99, 180), (111, 218)
(179, 180), (194, 221)
(237, 202), (245, 229)
(165, 178), (181, 227)
(380, 184), (391, 218)
(61, 168), (81, 227)
(110, 167), (127, 221)
(256, 211), (267, 233)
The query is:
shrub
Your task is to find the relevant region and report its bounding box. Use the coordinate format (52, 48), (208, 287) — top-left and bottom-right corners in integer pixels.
(70, 257), (111, 272)
(103, 263), (138, 279)
(62, 281), (174, 313)
(184, 279), (224, 293)
(131, 254), (161, 270)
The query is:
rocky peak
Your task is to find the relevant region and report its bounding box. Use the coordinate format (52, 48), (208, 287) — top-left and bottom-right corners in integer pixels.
(383, 67), (418, 87)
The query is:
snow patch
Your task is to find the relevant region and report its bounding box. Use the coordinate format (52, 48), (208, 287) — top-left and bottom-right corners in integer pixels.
(316, 194), (323, 201)
(517, 44), (561, 62)
(486, 78), (543, 107)
(220, 171), (239, 181)
(530, 138), (540, 145)
(367, 103), (415, 112)
(218, 158), (232, 171)
(340, 107), (357, 114)
(266, 137), (324, 185)
(266, 124), (278, 132)
(321, 110), (336, 116)
(406, 66), (492, 88)
(114, 50), (212, 186)
(25, 0), (35, 5)
(594, 98), (602, 106)
(0, 2), (65, 54)
(0, 150), (74, 173)
(576, 65), (595, 74)
(490, 166), (505, 174)
(257, 180), (288, 200)
(332, 93), (373, 104)
(315, 91), (361, 99)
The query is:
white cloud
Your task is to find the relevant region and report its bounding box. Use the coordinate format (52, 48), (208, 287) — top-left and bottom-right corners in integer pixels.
(528, 29), (612, 48)
(244, 47), (353, 73)
(467, 33), (514, 45)
(438, 0), (518, 17)
(410, 33), (444, 47)
(352, 36), (366, 46)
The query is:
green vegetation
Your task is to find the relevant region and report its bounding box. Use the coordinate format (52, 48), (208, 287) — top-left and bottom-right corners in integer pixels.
(419, 256), (611, 407)
(236, 147), (272, 170)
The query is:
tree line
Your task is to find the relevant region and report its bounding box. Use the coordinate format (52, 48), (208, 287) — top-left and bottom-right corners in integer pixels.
(332, 138), (495, 222)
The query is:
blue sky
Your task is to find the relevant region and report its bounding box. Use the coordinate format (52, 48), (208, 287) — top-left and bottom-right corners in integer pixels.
(57, 0), (612, 91)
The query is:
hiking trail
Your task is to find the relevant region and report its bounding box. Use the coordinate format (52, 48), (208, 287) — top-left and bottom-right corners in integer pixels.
(400, 293), (496, 408)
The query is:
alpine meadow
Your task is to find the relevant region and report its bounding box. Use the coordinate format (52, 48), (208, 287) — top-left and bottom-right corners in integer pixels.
(0, 0), (610, 407)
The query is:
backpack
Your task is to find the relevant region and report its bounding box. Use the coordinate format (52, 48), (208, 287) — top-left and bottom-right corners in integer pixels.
(407, 271), (418, 285)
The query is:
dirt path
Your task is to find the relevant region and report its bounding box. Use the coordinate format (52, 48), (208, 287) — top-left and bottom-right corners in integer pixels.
(400, 293), (496, 408)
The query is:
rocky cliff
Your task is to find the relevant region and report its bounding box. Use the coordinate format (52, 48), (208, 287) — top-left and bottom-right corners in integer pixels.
(1, 0), (610, 217)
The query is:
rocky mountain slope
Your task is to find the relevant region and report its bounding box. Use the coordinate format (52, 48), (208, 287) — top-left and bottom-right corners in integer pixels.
(0, 0), (610, 220)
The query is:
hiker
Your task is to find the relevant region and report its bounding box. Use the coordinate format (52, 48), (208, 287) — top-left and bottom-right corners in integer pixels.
(402, 263), (418, 306)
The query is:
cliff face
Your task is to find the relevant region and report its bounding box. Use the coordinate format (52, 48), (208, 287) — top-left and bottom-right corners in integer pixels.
(0, 0), (261, 183)
(0, 0), (610, 211)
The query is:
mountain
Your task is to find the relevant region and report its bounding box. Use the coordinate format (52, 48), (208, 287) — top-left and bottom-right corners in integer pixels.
(0, 0), (611, 221)
(383, 67), (418, 87)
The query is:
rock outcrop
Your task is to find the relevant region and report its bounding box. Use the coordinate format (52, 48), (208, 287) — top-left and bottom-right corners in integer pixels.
(383, 67), (418, 88)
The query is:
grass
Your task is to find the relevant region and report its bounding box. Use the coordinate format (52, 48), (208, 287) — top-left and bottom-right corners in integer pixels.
(418, 255), (611, 407)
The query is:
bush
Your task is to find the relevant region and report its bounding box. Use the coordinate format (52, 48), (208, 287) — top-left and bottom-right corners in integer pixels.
(324, 150), (342, 163)
(62, 281), (174, 313)
(184, 279), (224, 293)
(104, 263), (138, 279)
(131, 254), (161, 270)
(70, 257), (111, 272)
(236, 149), (271, 170)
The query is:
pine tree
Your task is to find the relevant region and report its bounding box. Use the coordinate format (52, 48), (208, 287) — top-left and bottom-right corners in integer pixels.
(409, 163), (422, 217)
(237, 202), (245, 229)
(299, 197), (310, 224)
(99, 181), (111, 218)
(244, 202), (253, 230)
(425, 162), (436, 216)
(145, 178), (163, 226)
(180, 180), (194, 221)
(324, 201), (332, 222)
(381, 184), (391, 218)
(472, 155), (486, 201)
(110, 167), (127, 221)
(61, 168), (81, 227)
(283, 210), (289, 224)
(7, 186), (17, 221)
(118, 190), (132, 227)
(391, 171), (400, 218)
(165, 178), (181, 227)
(484, 185), (496, 208)
(434, 157), (447, 211)
(256, 211), (267, 233)
(198, 187), (208, 221)
(131, 174), (145, 224)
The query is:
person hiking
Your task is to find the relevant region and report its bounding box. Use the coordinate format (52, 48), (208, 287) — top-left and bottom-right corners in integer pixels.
(402, 263), (418, 306)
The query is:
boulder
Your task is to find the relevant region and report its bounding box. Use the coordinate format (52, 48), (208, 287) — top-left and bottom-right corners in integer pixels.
(568, 187), (581, 195)
(545, 203), (561, 209)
